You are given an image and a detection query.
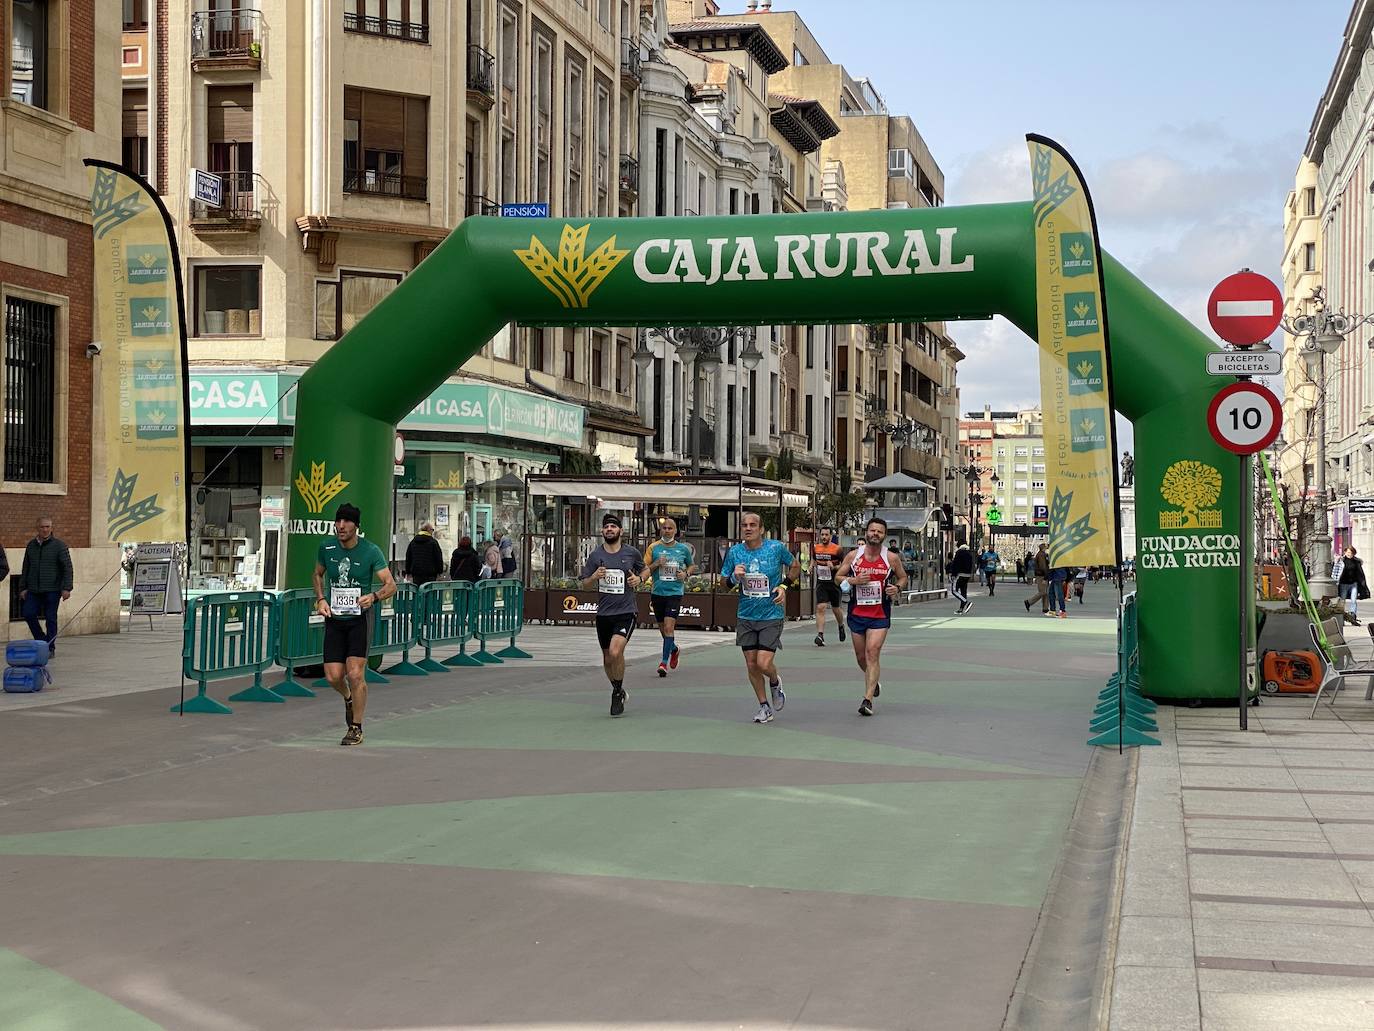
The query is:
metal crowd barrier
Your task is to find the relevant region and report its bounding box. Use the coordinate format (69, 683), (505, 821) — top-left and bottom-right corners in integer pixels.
(273, 588), (322, 697)
(1088, 593), (1158, 748)
(371, 582), (427, 677)
(176, 591), (279, 713)
(418, 581), (482, 669)
(472, 579), (532, 663)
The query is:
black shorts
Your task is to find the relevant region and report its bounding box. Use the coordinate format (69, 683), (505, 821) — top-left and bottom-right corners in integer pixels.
(815, 580), (842, 607)
(596, 613), (637, 651)
(323, 614), (372, 664)
(651, 594), (682, 621)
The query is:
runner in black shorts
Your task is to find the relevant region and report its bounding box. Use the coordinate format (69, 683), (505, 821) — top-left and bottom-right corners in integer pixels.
(313, 503), (396, 746)
(580, 513), (646, 716)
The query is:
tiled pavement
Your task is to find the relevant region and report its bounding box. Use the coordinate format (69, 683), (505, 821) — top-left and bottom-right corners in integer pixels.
(1110, 636), (1374, 1031)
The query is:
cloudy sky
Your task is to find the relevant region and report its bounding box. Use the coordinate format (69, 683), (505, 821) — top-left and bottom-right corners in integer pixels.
(783, 0), (1353, 444)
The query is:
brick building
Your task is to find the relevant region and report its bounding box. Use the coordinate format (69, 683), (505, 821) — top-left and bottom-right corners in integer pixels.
(1, 0), (121, 638)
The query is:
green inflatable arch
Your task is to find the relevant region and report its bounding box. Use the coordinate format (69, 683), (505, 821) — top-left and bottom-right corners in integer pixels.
(286, 202), (1242, 700)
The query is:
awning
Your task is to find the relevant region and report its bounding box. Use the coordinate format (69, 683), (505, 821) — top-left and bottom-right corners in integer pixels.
(863, 473), (936, 492)
(867, 506), (934, 532)
(528, 475), (812, 508)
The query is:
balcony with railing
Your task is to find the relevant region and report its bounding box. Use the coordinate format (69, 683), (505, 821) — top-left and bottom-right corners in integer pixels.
(344, 167), (427, 201)
(343, 11), (429, 43)
(618, 154), (639, 199)
(190, 9), (262, 72)
(189, 171), (264, 233)
(620, 37), (642, 89)
(465, 192), (499, 217)
(466, 44), (495, 110)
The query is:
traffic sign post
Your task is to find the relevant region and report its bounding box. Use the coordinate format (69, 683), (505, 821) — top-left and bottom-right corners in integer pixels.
(1206, 381), (1282, 456)
(1207, 270), (1283, 347)
(1206, 349), (1282, 377)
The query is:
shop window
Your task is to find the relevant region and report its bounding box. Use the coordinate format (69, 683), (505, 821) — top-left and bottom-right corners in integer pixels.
(4, 296), (57, 483)
(315, 271), (401, 341)
(122, 88), (149, 176)
(11, 0), (49, 110)
(196, 266), (261, 337)
(343, 87), (428, 200)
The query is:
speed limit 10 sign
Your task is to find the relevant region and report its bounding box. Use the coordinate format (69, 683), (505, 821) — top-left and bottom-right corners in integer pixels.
(1206, 382), (1281, 455)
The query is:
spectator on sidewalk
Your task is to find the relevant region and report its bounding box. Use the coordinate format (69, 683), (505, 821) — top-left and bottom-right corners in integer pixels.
(404, 522), (445, 585)
(1024, 544), (1050, 614)
(449, 536), (481, 582)
(18, 517), (72, 655)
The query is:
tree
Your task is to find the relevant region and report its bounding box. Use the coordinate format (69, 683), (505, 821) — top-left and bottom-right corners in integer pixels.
(1160, 460), (1222, 528)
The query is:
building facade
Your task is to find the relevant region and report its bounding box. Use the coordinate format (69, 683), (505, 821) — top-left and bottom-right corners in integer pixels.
(2, 0), (121, 638)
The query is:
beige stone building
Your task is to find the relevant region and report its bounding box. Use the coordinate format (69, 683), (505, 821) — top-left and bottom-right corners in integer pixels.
(123, 0), (645, 584)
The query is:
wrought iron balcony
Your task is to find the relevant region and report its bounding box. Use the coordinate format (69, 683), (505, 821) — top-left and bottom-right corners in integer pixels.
(620, 37), (642, 88)
(618, 154), (639, 197)
(189, 171), (264, 233)
(344, 168), (427, 201)
(190, 9), (261, 70)
(343, 11), (429, 43)
(467, 44), (495, 108)
(465, 192), (499, 217)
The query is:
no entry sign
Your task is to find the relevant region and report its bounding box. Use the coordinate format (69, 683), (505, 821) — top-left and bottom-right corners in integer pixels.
(1207, 382), (1281, 455)
(1207, 271), (1283, 347)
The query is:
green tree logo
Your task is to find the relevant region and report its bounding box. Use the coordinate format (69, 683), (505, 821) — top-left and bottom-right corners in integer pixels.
(1160, 460), (1223, 529)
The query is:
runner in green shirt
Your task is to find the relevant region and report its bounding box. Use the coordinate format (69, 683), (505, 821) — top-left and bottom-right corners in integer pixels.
(647, 514), (698, 677)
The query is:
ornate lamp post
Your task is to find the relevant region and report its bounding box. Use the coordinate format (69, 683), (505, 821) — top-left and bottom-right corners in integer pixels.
(1278, 287), (1374, 596)
(945, 462), (998, 548)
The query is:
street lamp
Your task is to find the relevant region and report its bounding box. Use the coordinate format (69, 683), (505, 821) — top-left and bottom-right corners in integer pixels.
(1278, 287), (1374, 596)
(647, 326), (761, 475)
(946, 462), (998, 548)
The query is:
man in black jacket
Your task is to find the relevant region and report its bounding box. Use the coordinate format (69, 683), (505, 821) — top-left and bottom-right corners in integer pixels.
(18, 517), (72, 654)
(404, 522), (446, 586)
(946, 543), (975, 615)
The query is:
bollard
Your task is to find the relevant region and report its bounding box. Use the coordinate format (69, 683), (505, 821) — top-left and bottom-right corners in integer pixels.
(272, 588), (322, 697)
(176, 591), (279, 713)
(474, 579), (532, 662)
(418, 581), (479, 670)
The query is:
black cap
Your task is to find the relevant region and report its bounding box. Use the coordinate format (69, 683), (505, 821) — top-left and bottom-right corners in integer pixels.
(601, 512), (622, 527)
(335, 503), (361, 525)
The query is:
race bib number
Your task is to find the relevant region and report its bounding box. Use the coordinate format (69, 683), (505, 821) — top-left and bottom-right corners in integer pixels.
(743, 573), (771, 599)
(331, 587), (361, 615)
(855, 581), (883, 605)
(815, 565), (832, 582)
(600, 569), (626, 594)
(660, 561), (679, 583)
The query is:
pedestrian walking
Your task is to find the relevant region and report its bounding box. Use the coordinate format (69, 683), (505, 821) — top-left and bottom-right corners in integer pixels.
(1015, 556), (1025, 583)
(1074, 567), (1089, 604)
(1047, 565), (1070, 618)
(1337, 546), (1369, 625)
(17, 517), (72, 656)
(947, 543), (975, 614)
(812, 526), (846, 646)
(1024, 543), (1050, 614)
(498, 532), (517, 576)
(836, 517), (908, 716)
(723, 511), (800, 724)
(404, 521), (445, 585)
(479, 543), (502, 580)
(448, 536), (481, 582)
(313, 504), (397, 746)
(647, 514), (697, 677)
(979, 546), (1001, 596)
(579, 513), (645, 717)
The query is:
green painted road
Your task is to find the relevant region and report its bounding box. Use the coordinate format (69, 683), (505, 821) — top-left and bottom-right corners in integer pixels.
(0, 581), (1119, 1030)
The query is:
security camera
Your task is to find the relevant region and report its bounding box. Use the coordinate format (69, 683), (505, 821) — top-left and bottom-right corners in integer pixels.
(85, 341), (102, 358)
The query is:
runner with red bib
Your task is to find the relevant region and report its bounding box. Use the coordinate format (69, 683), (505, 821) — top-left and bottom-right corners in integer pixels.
(836, 516), (909, 716)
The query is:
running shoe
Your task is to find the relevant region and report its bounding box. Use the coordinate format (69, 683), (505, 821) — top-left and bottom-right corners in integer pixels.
(962, 601), (974, 615)
(858, 697), (874, 717)
(752, 703), (774, 724)
(657, 662), (669, 678)
(344, 692), (354, 727)
(669, 646), (681, 669)
(814, 633), (825, 647)
(340, 725), (363, 747)
(873, 681), (881, 698)
(838, 624), (846, 642)
(610, 688), (627, 717)
(1044, 610), (1058, 618)
(1058, 612), (1068, 619)
(1024, 599), (1032, 612)
(769, 676), (785, 711)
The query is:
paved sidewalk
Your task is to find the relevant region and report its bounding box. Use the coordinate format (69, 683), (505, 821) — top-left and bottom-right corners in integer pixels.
(1110, 668), (1374, 1030)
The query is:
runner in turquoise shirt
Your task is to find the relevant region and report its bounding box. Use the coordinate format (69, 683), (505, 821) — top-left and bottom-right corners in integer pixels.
(647, 514), (698, 677)
(722, 511), (800, 724)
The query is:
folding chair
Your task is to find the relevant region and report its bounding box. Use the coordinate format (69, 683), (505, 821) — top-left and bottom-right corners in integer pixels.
(1308, 622), (1374, 718)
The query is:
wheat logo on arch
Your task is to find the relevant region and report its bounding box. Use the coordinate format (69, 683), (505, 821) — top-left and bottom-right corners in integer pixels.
(1160, 460), (1223, 529)
(515, 224), (630, 308)
(295, 461), (349, 515)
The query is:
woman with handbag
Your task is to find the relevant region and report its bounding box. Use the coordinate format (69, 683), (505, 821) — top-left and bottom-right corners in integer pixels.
(1337, 546), (1369, 626)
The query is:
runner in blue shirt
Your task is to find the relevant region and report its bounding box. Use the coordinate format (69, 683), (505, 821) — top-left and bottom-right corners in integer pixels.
(647, 514), (698, 677)
(723, 511), (800, 724)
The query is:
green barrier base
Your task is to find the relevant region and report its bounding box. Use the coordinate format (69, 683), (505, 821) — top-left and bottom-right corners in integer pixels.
(313, 677), (331, 689)
(229, 682), (286, 703)
(1087, 726), (1161, 747)
(273, 675), (316, 698)
(170, 689), (232, 715)
(417, 657), (450, 673)
(364, 667), (390, 684)
(472, 646), (503, 664)
(382, 657), (429, 676)
(494, 642), (532, 659)
(443, 649), (484, 667)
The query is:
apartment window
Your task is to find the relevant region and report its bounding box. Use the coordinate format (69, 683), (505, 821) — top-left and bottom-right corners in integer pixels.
(888, 148), (913, 179)
(195, 266), (260, 337)
(565, 56), (585, 216)
(595, 76), (612, 215)
(315, 271), (401, 340)
(596, 0), (610, 29)
(805, 395), (813, 451)
(207, 85), (254, 184)
(344, 0), (430, 43)
(1032, 480), (1045, 491)
(748, 370), (757, 435)
(616, 337), (630, 394)
(674, 133), (684, 215)
(343, 87), (428, 200)
(122, 88), (149, 176)
(4, 296), (57, 483)
(995, 447), (1006, 456)
(123, 0), (147, 30)
(729, 188), (739, 215)
(532, 29), (554, 205)
(530, 328), (551, 374)
(1014, 463), (1028, 474)
(1014, 447), (1028, 456)
(562, 328), (577, 380)
(805, 326), (814, 368)
(654, 127), (666, 216)
(652, 357), (664, 453)
(1032, 447), (1044, 456)
(1304, 242), (1316, 272)
(498, 5), (518, 201)
(769, 373), (778, 434)
(1304, 187), (1316, 217)
(11, 0), (48, 109)
(1033, 496), (1046, 507)
(789, 388), (798, 433)
(727, 385), (736, 465)
(592, 331), (607, 388)
(1014, 480), (1028, 491)
(793, 45), (807, 66)
(1014, 498), (1028, 508)
(1033, 463), (1045, 474)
